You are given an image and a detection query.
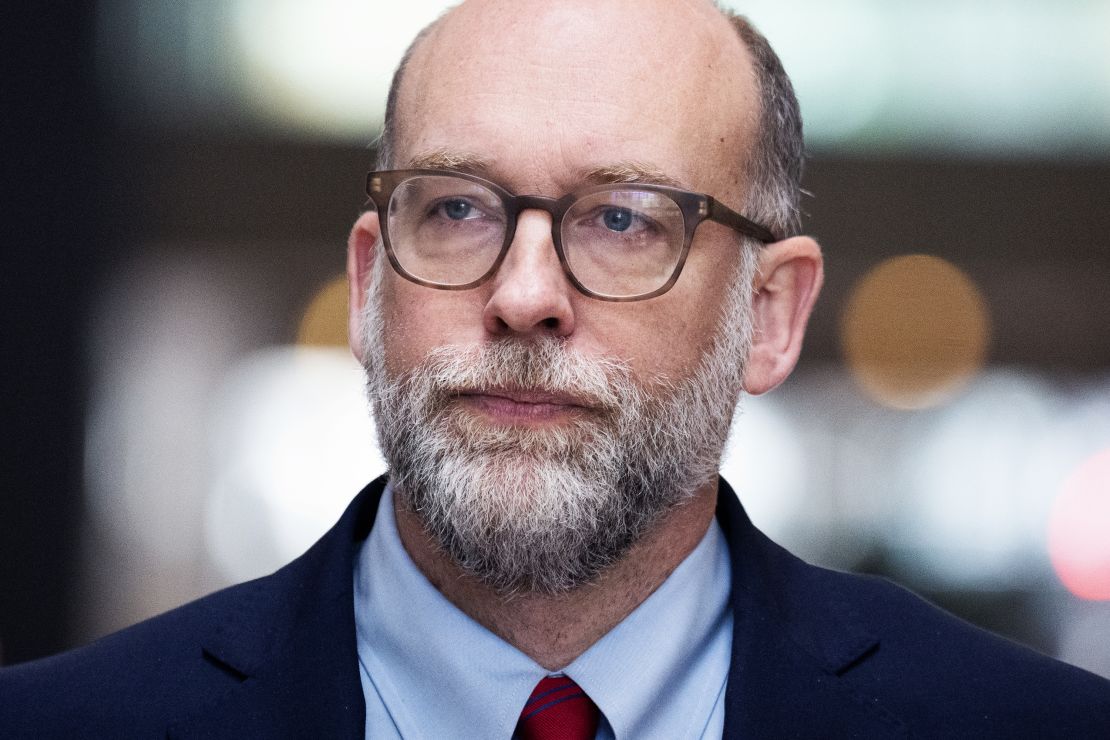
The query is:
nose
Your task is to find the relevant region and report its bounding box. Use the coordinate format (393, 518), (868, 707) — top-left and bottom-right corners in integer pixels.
(482, 209), (576, 338)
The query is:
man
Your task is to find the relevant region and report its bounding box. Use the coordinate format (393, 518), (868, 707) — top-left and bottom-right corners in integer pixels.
(2, 0), (1108, 737)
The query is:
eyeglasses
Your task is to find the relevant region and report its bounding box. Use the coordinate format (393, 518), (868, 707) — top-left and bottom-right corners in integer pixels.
(365, 169), (777, 302)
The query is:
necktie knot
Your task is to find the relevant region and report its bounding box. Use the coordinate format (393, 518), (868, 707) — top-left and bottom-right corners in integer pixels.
(515, 675), (599, 740)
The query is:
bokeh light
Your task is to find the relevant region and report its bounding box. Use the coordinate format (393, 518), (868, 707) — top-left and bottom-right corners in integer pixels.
(891, 370), (1061, 588)
(719, 394), (806, 541)
(205, 347), (385, 583)
(297, 274), (349, 347)
(95, 1), (1110, 154)
(1048, 448), (1110, 601)
(230, 0), (449, 138)
(840, 254), (991, 410)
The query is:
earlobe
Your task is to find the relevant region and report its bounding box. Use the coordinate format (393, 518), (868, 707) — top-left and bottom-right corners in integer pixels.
(347, 210), (382, 360)
(742, 235), (824, 395)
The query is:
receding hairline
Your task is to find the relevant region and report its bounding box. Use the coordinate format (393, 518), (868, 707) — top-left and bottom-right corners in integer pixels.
(377, 1), (803, 237)
(380, 0), (757, 166)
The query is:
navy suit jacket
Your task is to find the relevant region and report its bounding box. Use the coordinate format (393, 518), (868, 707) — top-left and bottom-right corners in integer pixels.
(2, 476), (1108, 738)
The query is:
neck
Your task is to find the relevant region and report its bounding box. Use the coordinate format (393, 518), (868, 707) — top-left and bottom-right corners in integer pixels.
(393, 481), (719, 671)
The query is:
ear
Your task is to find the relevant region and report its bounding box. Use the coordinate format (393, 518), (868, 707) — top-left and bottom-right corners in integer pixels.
(347, 209), (381, 360)
(742, 235), (824, 395)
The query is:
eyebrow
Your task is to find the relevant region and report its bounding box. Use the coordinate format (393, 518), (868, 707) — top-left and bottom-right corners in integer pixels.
(405, 150), (495, 176)
(576, 162), (687, 190)
(403, 150), (688, 191)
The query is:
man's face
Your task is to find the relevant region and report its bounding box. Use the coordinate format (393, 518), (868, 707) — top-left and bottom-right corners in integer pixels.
(380, 0), (759, 386)
(359, 0), (764, 594)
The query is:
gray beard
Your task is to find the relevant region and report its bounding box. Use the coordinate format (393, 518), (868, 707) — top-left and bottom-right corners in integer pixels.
(361, 255), (754, 596)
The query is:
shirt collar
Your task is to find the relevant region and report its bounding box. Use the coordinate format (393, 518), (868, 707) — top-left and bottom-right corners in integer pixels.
(354, 483), (732, 738)
(565, 505), (733, 738)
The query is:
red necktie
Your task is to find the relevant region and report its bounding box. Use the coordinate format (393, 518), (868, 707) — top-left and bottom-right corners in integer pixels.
(515, 675), (600, 740)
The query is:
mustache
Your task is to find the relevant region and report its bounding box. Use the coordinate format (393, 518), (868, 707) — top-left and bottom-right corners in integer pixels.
(401, 336), (639, 411)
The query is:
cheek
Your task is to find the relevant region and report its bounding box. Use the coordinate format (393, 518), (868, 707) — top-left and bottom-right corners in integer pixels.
(581, 295), (721, 384)
(624, 258), (738, 376)
(379, 279), (487, 373)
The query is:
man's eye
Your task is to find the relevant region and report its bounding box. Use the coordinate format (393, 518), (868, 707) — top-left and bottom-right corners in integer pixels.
(438, 199), (478, 220)
(602, 207), (635, 232)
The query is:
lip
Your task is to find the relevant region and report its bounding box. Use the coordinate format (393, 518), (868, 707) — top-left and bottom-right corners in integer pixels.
(454, 388), (590, 422)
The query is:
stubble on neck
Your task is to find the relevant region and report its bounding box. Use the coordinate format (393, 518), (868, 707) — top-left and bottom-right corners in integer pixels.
(393, 477), (720, 670)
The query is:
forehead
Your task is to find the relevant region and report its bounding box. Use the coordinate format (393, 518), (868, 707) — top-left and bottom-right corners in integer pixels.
(395, 0), (759, 197)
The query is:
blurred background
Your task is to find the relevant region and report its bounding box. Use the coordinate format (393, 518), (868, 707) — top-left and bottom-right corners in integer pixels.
(3, 0), (1109, 676)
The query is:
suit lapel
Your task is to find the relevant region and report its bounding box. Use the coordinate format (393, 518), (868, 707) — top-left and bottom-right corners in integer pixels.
(167, 478), (387, 739)
(716, 480), (908, 738)
(165, 476), (906, 737)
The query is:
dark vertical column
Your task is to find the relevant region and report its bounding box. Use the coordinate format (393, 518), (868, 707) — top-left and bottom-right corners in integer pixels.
(0, 1), (102, 664)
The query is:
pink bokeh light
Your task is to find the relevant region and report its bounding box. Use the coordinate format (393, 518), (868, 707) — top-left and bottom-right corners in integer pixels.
(1049, 449), (1110, 601)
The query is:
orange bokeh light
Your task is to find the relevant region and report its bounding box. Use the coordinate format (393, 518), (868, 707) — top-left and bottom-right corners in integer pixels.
(840, 254), (991, 410)
(1048, 449), (1110, 601)
(297, 275), (349, 347)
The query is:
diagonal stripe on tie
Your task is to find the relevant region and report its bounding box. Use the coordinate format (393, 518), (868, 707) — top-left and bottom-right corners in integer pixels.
(515, 676), (600, 740)
(523, 679), (577, 711)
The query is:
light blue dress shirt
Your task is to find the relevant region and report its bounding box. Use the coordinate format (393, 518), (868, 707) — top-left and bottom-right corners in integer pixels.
(354, 484), (733, 739)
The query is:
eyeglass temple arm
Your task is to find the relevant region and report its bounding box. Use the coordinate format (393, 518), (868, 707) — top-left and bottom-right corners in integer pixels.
(706, 198), (778, 244)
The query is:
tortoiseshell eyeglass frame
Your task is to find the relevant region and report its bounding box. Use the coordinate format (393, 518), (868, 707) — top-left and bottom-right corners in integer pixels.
(365, 168), (778, 302)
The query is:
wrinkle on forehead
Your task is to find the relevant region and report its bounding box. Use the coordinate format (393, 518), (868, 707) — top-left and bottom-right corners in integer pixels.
(394, 0), (759, 202)
(406, 147), (690, 192)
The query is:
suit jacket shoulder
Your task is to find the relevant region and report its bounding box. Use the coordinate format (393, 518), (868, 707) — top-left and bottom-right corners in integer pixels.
(0, 480), (382, 739)
(715, 478), (1110, 738)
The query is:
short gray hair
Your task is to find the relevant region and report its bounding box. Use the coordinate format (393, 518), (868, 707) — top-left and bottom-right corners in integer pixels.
(719, 10), (805, 238)
(374, 5), (804, 239)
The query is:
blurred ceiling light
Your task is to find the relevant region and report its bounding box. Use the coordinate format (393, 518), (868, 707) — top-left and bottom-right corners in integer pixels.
(730, 0), (1110, 156)
(297, 274), (350, 347)
(98, 0), (1110, 156)
(727, 0), (892, 142)
(840, 254), (991, 410)
(1049, 448), (1110, 601)
(230, 0), (451, 139)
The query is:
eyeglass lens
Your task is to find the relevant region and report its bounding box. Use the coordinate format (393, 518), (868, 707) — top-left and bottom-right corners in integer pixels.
(385, 174), (687, 298)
